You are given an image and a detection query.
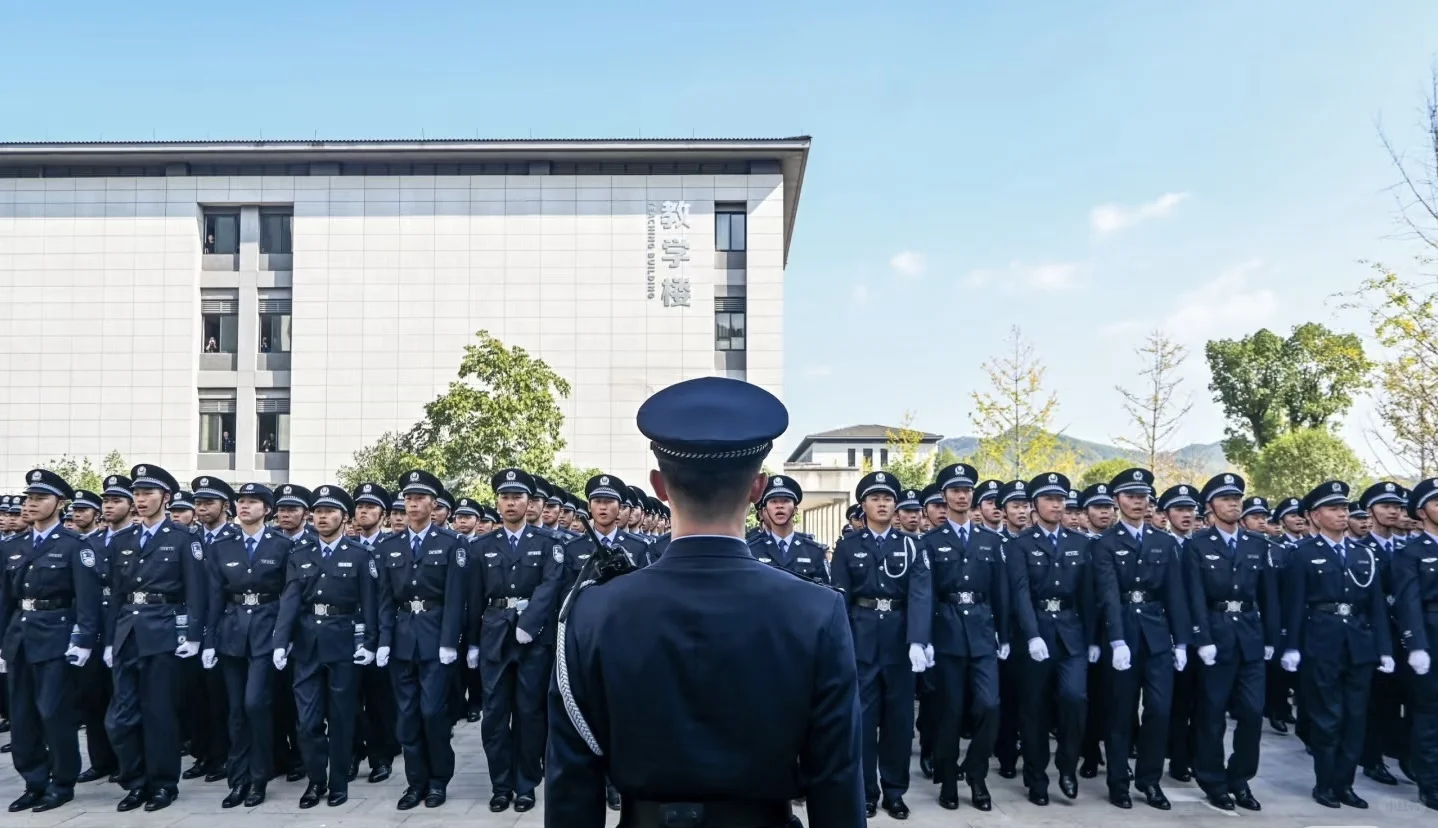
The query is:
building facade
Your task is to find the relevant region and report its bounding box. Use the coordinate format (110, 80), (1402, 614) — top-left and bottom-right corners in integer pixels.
(0, 138), (809, 488)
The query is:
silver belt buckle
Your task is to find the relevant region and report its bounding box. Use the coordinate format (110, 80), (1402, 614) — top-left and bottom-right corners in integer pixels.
(102, 587), (111, 597)
(1337, 603), (1352, 617)
(1224, 600), (1243, 612)
(874, 598), (893, 612)
(1042, 598), (1062, 612)
(957, 592), (974, 605)
(313, 604), (330, 617)
(1387, 594), (1397, 606)
(20, 598), (36, 611)
(408, 599), (427, 613)
(1129, 591), (1146, 604)
(242, 593), (260, 606)
(133, 591), (149, 603)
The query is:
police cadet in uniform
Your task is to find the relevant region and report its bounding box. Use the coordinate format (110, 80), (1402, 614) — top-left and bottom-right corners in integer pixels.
(1244, 496), (1294, 734)
(203, 481), (293, 808)
(69, 487), (118, 785)
(895, 488), (923, 534)
(0, 470), (100, 813)
(992, 479), (1028, 779)
(1358, 481), (1409, 785)
(564, 475), (651, 588)
(375, 469), (467, 810)
(1006, 472), (1095, 805)
(468, 467), (567, 814)
(918, 462), (1006, 811)
(1078, 482), (1117, 780)
(1182, 473), (1278, 811)
(348, 482), (398, 784)
(272, 485), (379, 809)
(1281, 480), (1395, 809)
(1394, 478), (1438, 810)
(186, 477), (235, 783)
(271, 484), (314, 781)
(831, 469), (932, 818)
(104, 464), (207, 813)
(1156, 483), (1201, 783)
(749, 475), (829, 584)
(544, 376), (864, 828)
(1091, 468), (1190, 810)
(974, 480), (1003, 534)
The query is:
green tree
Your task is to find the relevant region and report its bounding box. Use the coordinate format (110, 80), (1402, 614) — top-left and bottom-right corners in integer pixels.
(336, 431), (432, 493)
(1249, 428), (1366, 502)
(1078, 457), (1132, 490)
(1115, 330), (1193, 473)
(540, 460), (605, 500)
(43, 451), (128, 493)
(970, 326), (1076, 479)
(879, 412), (937, 491)
(1204, 323), (1371, 468)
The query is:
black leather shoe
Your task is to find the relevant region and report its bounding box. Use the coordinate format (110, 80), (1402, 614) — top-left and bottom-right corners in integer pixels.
(515, 791), (537, 812)
(607, 786), (622, 810)
(881, 796), (909, 819)
(397, 788), (423, 810)
(998, 765), (1017, 779)
(108, 772), (120, 784)
(204, 768), (227, 783)
(865, 800), (878, 817)
(1079, 758), (1100, 778)
(1109, 788), (1133, 809)
(348, 758), (360, 782)
(368, 763), (391, 784)
(299, 783), (327, 809)
(222, 785), (247, 809)
(1233, 789), (1261, 811)
(0, 744), (10, 753)
(1312, 787), (1340, 808)
(1420, 789), (1438, 811)
(328, 790), (348, 807)
(1268, 717), (1288, 733)
(1401, 759), (1417, 783)
(919, 753), (934, 779)
(1028, 788), (1049, 806)
(424, 786), (446, 808)
(467, 707), (482, 723)
(489, 792), (512, 812)
(182, 761), (207, 780)
(1338, 788), (1369, 808)
(1205, 791), (1235, 810)
(1364, 763), (1398, 785)
(32, 790), (73, 813)
(9, 790), (43, 812)
(1139, 783), (1170, 810)
(1059, 774), (1078, 799)
(77, 766), (115, 784)
(286, 767), (306, 782)
(0, 718), (10, 732)
(1169, 765), (1192, 782)
(244, 783), (267, 807)
(970, 780), (992, 811)
(143, 788), (176, 812)
(938, 781), (959, 810)
(116, 789), (147, 812)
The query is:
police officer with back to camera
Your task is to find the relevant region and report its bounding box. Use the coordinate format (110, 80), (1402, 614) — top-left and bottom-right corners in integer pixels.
(347, 482), (398, 784)
(917, 461), (1007, 812)
(104, 464), (207, 813)
(749, 475), (829, 584)
(375, 468), (467, 810)
(545, 376), (864, 828)
(467, 467), (567, 814)
(1394, 477), (1438, 810)
(1281, 480), (1395, 809)
(1180, 473), (1278, 812)
(0, 470), (101, 813)
(831, 469), (933, 819)
(1006, 471), (1096, 806)
(272, 484), (379, 809)
(203, 481), (294, 808)
(1090, 468), (1191, 811)
(1356, 480), (1410, 785)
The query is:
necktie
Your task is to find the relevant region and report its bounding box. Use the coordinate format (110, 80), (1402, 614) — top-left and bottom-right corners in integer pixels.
(245, 538), (256, 561)
(323, 544), (332, 559)
(1336, 542), (1346, 564)
(33, 533), (42, 550)
(411, 534), (423, 560)
(959, 527), (968, 546)
(509, 534), (519, 555)
(206, 532), (215, 547)
(778, 539), (789, 563)
(141, 530), (153, 550)
(1227, 537), (1237, 557)
(1050, 533), (1059, 554)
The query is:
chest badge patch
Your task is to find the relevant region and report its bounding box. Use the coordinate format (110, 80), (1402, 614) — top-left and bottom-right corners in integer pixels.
(80, 549), (95, 568)
(552, 547), (564, 563)
(190, 542), (203, 561)
(456, 548), (466, 568)
(369, 559), (379, 578)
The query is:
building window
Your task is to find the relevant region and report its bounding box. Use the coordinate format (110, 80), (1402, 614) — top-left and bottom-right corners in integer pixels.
(259, 208), (293, 255)
(880, 449), (889, 467)
(203, 210), (239, 254)
(257, 392), (290, 452)
(198, 391), (237, 453)
(847, 448), (857, 467)
(714, 311), (746, 352)
(200, 291), (239, 354)
(863, 448), (873, 466)
(715, 202), (747, 253)
(257, 293), (292, 354)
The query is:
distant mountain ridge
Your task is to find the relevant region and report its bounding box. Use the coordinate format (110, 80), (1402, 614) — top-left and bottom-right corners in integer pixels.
(938, 435), (1228, 475)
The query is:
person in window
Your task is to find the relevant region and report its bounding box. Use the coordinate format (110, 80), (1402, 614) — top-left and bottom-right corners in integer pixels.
(205, 234), (216, 254)
(221, 432), (235, 453)
(205, 338), (218, 353)
(261, 435), (276, 453)
(260, 338), (271, 354)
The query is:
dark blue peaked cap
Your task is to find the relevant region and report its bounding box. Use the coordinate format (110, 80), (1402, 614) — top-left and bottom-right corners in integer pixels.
(638, 377), (787, 466)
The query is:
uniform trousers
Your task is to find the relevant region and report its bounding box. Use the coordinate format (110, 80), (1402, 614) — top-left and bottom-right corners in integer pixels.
(1408, 662), (1438, 791)
(930, 653), (999, 784)
(1168, 657), (1200, 771)
(994, 657), (1022, 772)
(179, 656), (227, 770)
(1108, 646), (1174, 790)
(480, 645), (550, 795)
(392, 658), (456, 790)
(1194, 657), (1264, 795)
(915, 671), (938, 763)
(1301, 655), (1373, 792)
(353, 661), (398, 769)
(1264, 659), (1294, 722)
(1017, 651), (1086, 792)
(271, 663), (301, 773)
(858, 661), (915, 802)
(77, 651), (117, 773)
(7, 653), (80, 794)
(1361, 666), (1407, 768)
(293, 657), (358, 792)
(220, 654), (274, 787)
(106, 642), (181, 794)
(1082, 657), (1111, 769)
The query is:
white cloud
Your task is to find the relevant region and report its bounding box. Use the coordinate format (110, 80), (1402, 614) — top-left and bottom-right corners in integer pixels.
(1090, 192), (1190, 237)
(851, 283), (871, 305)
(1102, 259), (1277, 343)
(962, 260), (1087, 294)
(889, 250), (927, 278)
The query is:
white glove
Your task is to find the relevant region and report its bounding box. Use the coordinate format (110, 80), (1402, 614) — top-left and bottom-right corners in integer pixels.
(1087, 645), (1101, 664)
(1173, 645), (1187, 672)
(1379, 655), (1396, 674)
(66, 645), (92, 667)
(272, 647), (288, 671)
(1198, 644), (1218, 666)
(1264, 646), (1274, 661)
(923, 644), (935, 668)
(103, 646), (113, 668)
(1027, 637), (1049, 662)
(0, 655), (5, 674)
(1111, 642), (1131, 671)
(515, 627), (534, 645)
(354, 648), (375, 666)
(997, 643), (1011, 661)
(466, 646), (480, 669)
(201, 648), (217, 670)
(175, 641), (200, 659)
(376, 646), (390, 668)
(908, 642), (928, 673)
(439, 646), (458, 665)
(1281, 649), (1301, 672)
(1409, 649), (1431, 675)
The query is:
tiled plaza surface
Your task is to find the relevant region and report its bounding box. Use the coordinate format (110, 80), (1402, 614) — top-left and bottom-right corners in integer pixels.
(0, 718), (1429, 827)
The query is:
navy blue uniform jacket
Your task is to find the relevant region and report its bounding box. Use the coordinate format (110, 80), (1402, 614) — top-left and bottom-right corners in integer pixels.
(1, 526), (102, 661)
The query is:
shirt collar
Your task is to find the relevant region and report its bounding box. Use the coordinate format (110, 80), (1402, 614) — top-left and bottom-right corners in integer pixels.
(504, 526), (525, 543)
(408, 525), (431, 545)
(241, 527), (265, 545)
(947, 518), (970, 537)
(1215, 526), (1237, 545)
(770, 528), (796, 543)
(1119, 520), (1144, 540)
(31, 523), (58, 545)
(360, 531), (383, 546)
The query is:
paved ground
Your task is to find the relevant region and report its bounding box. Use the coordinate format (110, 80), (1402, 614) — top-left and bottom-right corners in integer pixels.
(1, 719), (1431, 827)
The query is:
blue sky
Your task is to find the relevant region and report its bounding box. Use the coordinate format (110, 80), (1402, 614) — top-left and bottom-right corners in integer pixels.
(4, 1), (1436, 469)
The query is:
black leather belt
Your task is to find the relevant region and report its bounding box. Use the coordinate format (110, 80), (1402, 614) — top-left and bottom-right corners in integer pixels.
(228, 592), (279, 606)
(124, 592), (181, 605)
(1034, 597), (1073, 612)
(399, 599), (441, 613)
(1210, 600), (1256, 612)
(625, 798), (791, 828)
(488, 597), (531, 610)
(939, 591), (988, 605)
(1311, 602), (1366, 619)
(855, 597), (905, 611)
(1122, 590), (1156, 604)
(18, 597), (73, 611)
(310, 603), (357, 617)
